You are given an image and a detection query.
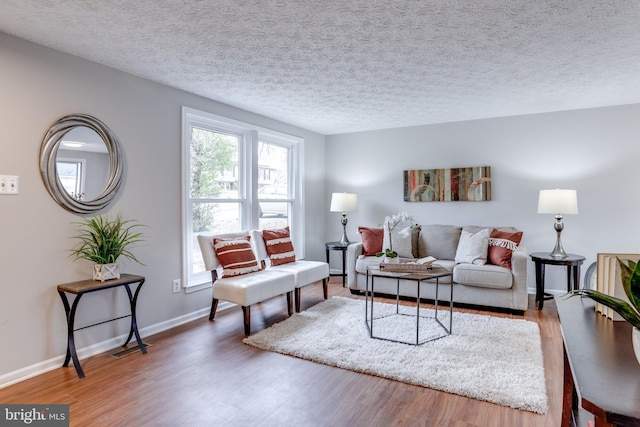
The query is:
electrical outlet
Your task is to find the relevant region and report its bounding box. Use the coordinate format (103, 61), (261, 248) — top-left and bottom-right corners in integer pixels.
(0, 175), (19, 195)
(172, 279), (181, 293)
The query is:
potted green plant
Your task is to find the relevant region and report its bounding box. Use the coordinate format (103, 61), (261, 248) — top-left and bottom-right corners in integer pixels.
(70, 214), (145, 281)
(570, 257), (640, 365)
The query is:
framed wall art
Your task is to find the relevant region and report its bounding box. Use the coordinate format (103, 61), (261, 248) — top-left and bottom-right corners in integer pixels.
(403, 166), (491, 202)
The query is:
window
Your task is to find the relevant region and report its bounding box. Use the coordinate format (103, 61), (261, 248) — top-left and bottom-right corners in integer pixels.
(181, 107), (304, 290)
(57, 158), (86, 200)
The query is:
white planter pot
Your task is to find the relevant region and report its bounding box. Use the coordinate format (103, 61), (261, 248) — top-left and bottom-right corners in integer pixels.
(633, 327), (640, 366)
(93, 263), (120, 281)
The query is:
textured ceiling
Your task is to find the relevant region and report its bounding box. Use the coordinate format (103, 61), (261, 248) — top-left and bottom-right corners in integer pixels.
(1, 1), (640, 135)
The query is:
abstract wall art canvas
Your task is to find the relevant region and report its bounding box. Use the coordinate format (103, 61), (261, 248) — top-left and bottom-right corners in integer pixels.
(403, 166), (491, 202)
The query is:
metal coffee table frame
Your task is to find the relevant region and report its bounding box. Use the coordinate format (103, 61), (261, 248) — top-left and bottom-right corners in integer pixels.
(365, 266), (453, 345)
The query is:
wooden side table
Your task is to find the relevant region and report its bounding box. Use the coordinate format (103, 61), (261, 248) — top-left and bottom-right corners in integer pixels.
(325, 242), (349, 287)
(530, 252), (585, 310)
(57, 274), (147, 378)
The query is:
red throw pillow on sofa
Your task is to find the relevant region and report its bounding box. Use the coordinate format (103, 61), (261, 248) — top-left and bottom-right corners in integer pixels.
(358, 226), (384, 256)
(488, 229), (523, 269)
(213, 236), (262, 277)
(262, 227), (296, 266)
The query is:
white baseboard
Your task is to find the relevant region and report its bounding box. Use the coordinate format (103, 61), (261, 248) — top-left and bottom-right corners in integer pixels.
(0, 302), (233, 389)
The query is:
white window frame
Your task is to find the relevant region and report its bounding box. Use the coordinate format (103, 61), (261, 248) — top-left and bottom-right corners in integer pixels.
(181, 107), (305, 292)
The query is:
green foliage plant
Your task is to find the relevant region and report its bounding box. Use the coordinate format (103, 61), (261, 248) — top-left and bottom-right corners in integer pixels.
(570, 257), (640, 329)
(70, 214), (145, 265)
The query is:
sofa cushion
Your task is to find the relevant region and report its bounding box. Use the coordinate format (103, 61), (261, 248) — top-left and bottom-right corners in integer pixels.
(262, 227), (296, 266)
(213, 269), (296, 306)
(488, 229), (523, 269)
(418, 225), (462, 260)
(355, 255), (383, 275)
(269, 260), (329, 288)
(454, 229), (490, 265)
(462, 226), (516, 234)
(382, 225), (414, 258)
(453, 263), (513, 289)
(213, 236), (262, 277)
(358, 226), (384, 256)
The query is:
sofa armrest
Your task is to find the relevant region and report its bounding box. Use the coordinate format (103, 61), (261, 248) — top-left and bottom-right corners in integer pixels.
(510, 244), (529, 310)
(346, 243), (363, 289)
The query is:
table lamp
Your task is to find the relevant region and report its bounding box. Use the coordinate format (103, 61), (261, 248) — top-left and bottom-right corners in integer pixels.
(537, 189), (578, 259)
(330, 192), (358, 245)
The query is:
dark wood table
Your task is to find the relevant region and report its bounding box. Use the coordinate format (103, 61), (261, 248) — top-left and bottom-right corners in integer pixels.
(530, 252), (585, 309)
(57, 274), (147, 378)
(556, 295), (640, 426)
(326, 242), (349, 287)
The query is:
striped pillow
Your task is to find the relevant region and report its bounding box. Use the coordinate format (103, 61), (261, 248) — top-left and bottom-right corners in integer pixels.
(213, 236), (261, 277)
(262, 227), (296, 266)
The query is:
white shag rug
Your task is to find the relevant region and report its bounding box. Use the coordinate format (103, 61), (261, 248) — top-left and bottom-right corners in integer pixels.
(244, 296), (548, 414)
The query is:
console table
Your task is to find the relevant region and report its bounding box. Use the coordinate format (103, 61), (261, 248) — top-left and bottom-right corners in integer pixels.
(57, 274), (147, 378)
(556, 295), (640, 426)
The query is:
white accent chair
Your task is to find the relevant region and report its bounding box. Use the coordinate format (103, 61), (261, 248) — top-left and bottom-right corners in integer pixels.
(251, 230), (330, 312)
(197, 232), (296, 336)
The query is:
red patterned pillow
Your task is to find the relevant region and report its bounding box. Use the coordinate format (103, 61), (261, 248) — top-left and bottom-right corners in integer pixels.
(262, 227), (296, 266)
(488, 230), (523, 269)
(213, 236), (261, 277)
(358, 226), (384, 256)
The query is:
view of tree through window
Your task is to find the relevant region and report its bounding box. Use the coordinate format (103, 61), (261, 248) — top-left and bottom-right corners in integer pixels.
(190, 127), (238, 233)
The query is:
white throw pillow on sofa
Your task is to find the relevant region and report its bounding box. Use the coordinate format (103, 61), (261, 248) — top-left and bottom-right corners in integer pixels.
(454, 228), (490, 265)
(382, 225), (414, 258)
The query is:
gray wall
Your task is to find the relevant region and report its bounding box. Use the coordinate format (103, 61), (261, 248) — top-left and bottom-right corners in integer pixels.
(326, 105), (640, 293)
(0, 33), (326, 383)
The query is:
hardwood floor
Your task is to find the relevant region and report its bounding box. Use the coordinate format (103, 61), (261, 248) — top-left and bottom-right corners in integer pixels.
(0, 278), (563, 426)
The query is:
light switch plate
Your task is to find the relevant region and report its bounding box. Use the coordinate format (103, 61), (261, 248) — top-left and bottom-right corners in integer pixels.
(0, 175), (19, 194)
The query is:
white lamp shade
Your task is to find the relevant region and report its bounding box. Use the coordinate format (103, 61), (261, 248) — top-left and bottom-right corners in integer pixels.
(330, 193), (358, 212)
(537, 189), (578, 215)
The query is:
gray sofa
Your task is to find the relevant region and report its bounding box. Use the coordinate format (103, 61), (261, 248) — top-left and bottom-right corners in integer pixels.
(346, 225), (528, 313)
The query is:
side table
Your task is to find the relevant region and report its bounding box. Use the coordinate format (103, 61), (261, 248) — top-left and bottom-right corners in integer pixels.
(530, 252), (585, 310)
(325, 242), (348, 287)
(57, 274), (147, 378)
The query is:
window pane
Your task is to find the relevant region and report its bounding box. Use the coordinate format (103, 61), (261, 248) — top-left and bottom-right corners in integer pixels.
(258, 141), (290, 232)
(57, 160), (84, 200)
(190, 127), (239, 199)
(191, 202), (241, 275)
(258, 141), (288, 195)
(259, 215), (289, 231)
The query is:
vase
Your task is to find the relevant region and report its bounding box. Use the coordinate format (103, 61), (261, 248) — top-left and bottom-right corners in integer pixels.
(633, 327), (640, 366)
(383, 256), (400, 264)
(93, 263), (120, 281)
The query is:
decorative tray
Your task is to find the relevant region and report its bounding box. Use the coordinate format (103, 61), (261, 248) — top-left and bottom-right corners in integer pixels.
(378, 262), (436, 273)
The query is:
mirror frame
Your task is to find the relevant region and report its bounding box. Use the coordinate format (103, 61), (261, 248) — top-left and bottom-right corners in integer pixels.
(40, 114), (123, 214)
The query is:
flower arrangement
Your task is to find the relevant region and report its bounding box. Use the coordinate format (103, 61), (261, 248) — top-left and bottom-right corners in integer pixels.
(376, 211), (413, 258)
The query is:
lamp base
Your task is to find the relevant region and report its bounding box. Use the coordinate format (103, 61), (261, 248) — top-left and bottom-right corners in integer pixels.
(549, 244), (567, 259)
(338, 213), (350, 245)
(549, 215), (567, 258)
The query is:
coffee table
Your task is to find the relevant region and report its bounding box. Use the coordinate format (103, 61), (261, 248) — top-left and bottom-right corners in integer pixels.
(365, 265), (453, 345)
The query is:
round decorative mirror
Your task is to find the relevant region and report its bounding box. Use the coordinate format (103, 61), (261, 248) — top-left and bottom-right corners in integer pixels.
(40, 114), (123, 214)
